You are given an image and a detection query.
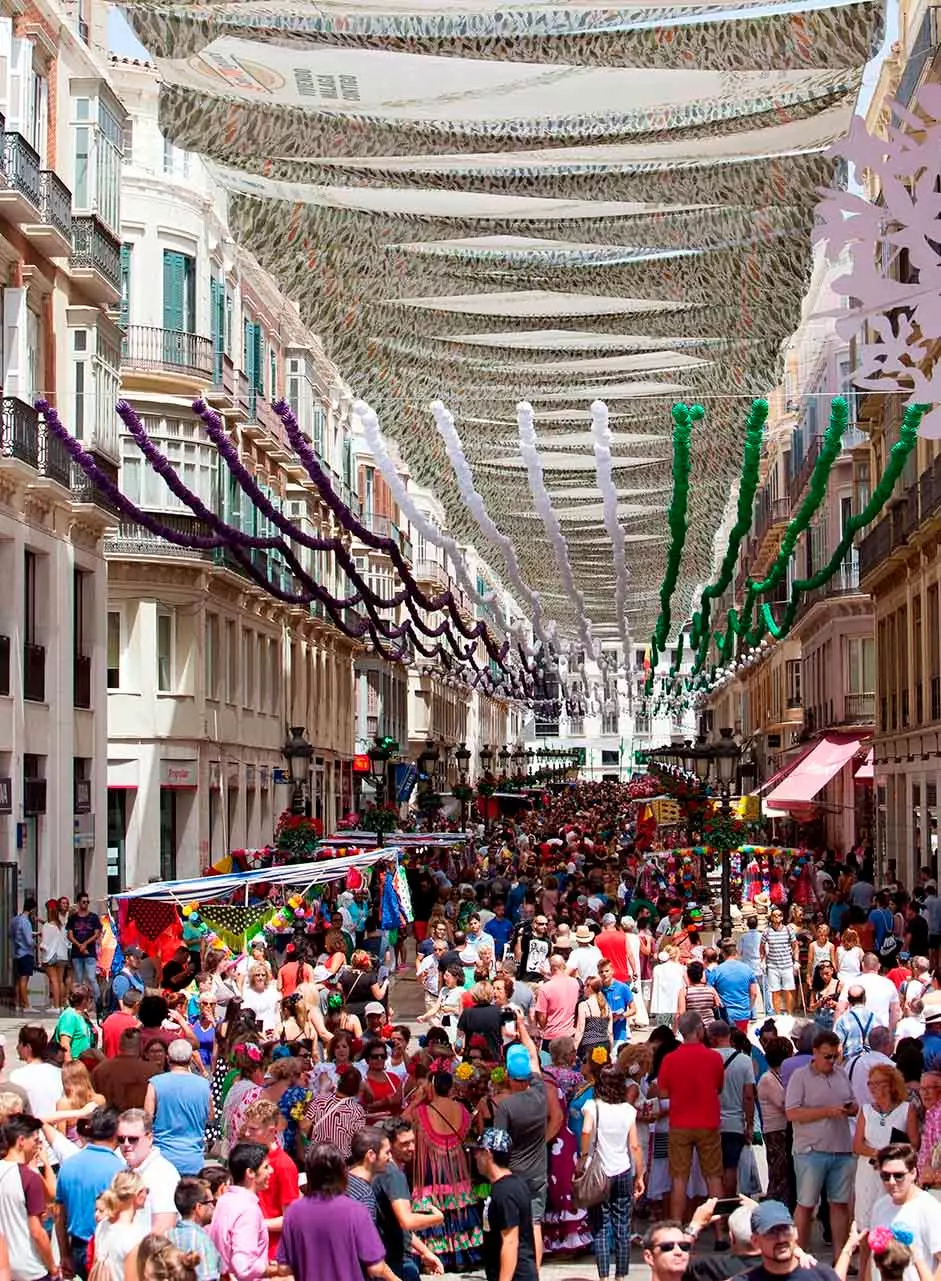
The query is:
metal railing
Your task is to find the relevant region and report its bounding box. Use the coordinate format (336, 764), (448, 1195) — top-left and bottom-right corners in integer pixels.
(38, 422), (73, 488)
(843, 692), (875, 723)
(789, 436), (826, 505)
(895, 5), (941, 111)
(859, 452), (941, 578)
(38, 170), (72, 241)
(416, 560), (450, 591)
(602, 713), (619, 734)
(753, 494), (791, 547)
(211, 351), (235, 397)
(122, 326), (213, 379)
(24, 642), (44, 702)
(2, 131), (41, 209)
(0, 396), (39, 467)
(105, 514), (216, 559)
(70, 215), (122, 291)
(568, 717), (584, 736)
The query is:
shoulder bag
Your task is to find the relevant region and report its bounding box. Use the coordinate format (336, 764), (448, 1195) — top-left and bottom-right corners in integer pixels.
(573, 1100), (611, 1209)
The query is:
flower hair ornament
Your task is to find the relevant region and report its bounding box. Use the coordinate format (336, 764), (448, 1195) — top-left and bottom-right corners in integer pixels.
(235, 1042), (263, 1064)
(454, 1062), (475, 1082)
(869, 1227), (915, 1253)
(591, 1046), (610, 1065)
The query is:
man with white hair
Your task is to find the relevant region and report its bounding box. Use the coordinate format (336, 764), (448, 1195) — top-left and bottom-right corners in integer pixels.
(596, 913), (635, 984)
(144, 1039), (212, 1174)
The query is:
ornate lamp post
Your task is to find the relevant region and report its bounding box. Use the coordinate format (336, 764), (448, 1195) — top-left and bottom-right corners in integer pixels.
(498, 746), (511, 778)
(454, 741), (472, 829)
(282, 726), (313, 815)
(698, 727), (742, 941)
(417, 740), (440, 823)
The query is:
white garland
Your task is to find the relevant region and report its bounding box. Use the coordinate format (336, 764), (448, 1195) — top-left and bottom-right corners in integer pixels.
(590, 399), (632, 662)
(432, 399), (552, 647)
(355, 399), (508, 633)
(518, 401), (596, 656)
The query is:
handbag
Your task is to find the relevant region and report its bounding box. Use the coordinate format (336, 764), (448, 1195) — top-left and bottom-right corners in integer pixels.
(572, 1102), (611, 1209)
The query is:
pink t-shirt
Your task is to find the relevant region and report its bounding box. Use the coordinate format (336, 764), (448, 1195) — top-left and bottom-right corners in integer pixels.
(535, 973), (580, 1039)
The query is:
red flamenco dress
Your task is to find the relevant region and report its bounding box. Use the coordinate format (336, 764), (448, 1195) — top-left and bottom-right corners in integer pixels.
(410, 1102), (482, 1269)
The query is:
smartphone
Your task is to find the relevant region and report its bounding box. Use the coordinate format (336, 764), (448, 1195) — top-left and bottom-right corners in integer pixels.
(713, 1196), (742, 1216)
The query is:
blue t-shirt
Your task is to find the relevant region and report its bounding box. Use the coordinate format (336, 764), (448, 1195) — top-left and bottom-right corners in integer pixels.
(829, 901), (850, 934)
(869, 907), (894, 950)
(484, 916), (514, 956)
(602, 979), (634, 1042)
(506, 884), (526, 922)
(709, 959), (755, 1022)
(56, 1143), (124, 1240)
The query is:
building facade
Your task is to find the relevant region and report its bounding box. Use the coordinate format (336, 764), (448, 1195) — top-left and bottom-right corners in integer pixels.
(106, 58), (358, 886)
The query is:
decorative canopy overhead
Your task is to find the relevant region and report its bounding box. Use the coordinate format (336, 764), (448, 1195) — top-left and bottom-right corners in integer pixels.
(123, 0), (883, 643)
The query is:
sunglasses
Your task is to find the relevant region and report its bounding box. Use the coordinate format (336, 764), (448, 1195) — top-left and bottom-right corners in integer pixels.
(879, 1170), (909, 1183)
(652, 1242), (692, 1254)
(198, 1198), (215, 1206)
(117, 1135), (142, 1147)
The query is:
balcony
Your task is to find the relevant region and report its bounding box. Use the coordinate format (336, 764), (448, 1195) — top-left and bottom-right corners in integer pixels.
(535, 720), (559, 737)
(568, 716), (584, 735)
(894, 5), (941, 115)
(24, 642), (45, 702)
(208, 351), (236, 406)
(74, 653), (92, 709)
(0, 634), (8, 696)
(602, 713), (619, 734)
(122, 326), (214, 381)
(0, 396), (39, 468)
(38, 421), (73, 488)
(416, 560), (450, 592)
(105, 514), (216, 562)
(844, 692), (875, 724)
(70, 460), (123, 517)
(23, 170), (73, 255)
(70, 215), (122, 304)
(0, 131), (41, 223)
(789, 436), (826, 506)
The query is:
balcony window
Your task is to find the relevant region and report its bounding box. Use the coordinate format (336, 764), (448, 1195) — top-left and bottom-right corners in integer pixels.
(71, 90), (122, 233)
(206, 612), (220, 700)
(107, 610), (121, 689)
(157, 610), (174, 692)
(163, 250), (196, 335)
(121, 416), (217, 512)
(65, 313), (120, 459)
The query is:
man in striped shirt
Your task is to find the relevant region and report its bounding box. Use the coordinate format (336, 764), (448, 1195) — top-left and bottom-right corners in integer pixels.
(760, 909), (799, 1014)
(346, 1126), (391, 1221)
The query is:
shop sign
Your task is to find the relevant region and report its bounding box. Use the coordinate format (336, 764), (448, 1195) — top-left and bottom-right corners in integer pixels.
(160, 760), (198, 788)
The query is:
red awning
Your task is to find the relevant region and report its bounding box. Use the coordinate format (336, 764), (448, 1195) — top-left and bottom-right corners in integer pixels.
(855, 749), (874, 781)
(757, 739), (819, 794)
(766, 734), (863, 808)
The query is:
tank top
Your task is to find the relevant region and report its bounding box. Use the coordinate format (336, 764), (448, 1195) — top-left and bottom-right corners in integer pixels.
(578, 999), (610, 1050)
(809, 940), (832, 971)
(684, 983), (718, 1024)
(151, 1071), (211, 1174)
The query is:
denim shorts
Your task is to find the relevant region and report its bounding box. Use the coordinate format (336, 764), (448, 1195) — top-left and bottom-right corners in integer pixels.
(794, 1152), (855, 1206)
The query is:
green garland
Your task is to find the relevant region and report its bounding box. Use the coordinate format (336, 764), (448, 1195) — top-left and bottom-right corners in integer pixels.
(762, 402), (927, 637)
(690, 399), (768, 675)
(648, 403), (699, 691)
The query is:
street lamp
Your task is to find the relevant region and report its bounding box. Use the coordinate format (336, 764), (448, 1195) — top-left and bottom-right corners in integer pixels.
(282, 726), (313, 815)
(480, 744), (494, 775)
(512, 745), (525, 778)
(498, 746), (511, 776)
(454, 741), (471, 828)
(367, 735), (397, 808)
(706, 726), (742, 941)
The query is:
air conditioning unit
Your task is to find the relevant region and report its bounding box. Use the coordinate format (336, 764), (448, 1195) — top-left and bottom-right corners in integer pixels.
(767, 733), (782, 749)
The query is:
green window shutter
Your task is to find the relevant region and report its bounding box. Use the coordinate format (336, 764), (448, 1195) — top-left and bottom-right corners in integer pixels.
(243, 315), (254, 386)
(120, 243), (132, 329)
(210, 278), (224, 381)
(163, 250), (186, 332)
(269, 347), (276, 401)
(253, 324), (264, 395)
(184, 257), (196, 333)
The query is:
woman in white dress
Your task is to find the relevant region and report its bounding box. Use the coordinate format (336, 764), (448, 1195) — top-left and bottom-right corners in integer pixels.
(852, 1063), (920, 1275)
(240, 964), (281, 1037)
(93, 1170), (148, 1281)
(650, 947), (685, 1028)
(837, 927), (864, 987)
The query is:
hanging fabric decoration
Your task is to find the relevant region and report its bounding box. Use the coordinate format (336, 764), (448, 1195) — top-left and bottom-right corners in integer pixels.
(356, 399), (509, 634)
(518, 400), (596, 656)
(690, 399), (767, 674)
(649, 402), (699, 683)
(591, 399), (632, 661)
(431, 399), (553, 647)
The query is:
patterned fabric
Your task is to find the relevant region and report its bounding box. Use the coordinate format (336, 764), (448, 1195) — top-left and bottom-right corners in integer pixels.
(305, 1094), (367, 1157)
(410, 1103), (482, 1268)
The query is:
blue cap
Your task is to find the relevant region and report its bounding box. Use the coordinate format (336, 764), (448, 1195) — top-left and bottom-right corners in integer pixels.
(751, 1202), (794, 1235)
(505, 1044), (532, 1080)
(469, 1128), (513, 1154)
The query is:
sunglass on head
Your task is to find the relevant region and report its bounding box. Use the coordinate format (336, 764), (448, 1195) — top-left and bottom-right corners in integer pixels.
(879, 1170), (909, 1183)
(652, 1241), (692, 1254)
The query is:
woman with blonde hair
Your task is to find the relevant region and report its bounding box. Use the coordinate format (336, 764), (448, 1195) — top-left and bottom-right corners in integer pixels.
(134, 1237), (199, 1281)
(56, 1061), (104, 1137)
(837, 927), (864, 986)
(92, 1171), (148, 1281)
(239, 965), (280, 1037)
(575, 977), (613, 1059)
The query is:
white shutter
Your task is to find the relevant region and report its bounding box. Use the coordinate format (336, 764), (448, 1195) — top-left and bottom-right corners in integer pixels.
(35, 72), (47, 164)
(7, 37), (29, 135)
(0, 18), (12, 119)
(3, 286), (28, 398)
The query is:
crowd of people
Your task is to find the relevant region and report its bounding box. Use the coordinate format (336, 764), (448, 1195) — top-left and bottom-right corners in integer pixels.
(3, 782), (941, 1281)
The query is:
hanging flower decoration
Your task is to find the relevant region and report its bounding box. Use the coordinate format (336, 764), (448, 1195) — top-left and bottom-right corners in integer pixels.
(274, 813), (324, 859)
(362, 803), (399, 835)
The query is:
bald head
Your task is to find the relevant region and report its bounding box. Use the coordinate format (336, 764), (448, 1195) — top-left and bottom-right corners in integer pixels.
(862, 953), (880, 974)
(549, 954), (567, 973)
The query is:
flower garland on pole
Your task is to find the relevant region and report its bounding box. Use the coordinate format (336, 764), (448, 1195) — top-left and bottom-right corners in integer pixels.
(647, 402), (699, 691)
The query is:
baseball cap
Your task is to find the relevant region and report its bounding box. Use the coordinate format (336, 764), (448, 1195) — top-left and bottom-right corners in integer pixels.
(123, 946), (145, 959)
(364, 1001), (385, 1016)
(751, 1201), (794, 1235)
(506, 1044), (532, 1080)
(467, 1128), (513, 1154)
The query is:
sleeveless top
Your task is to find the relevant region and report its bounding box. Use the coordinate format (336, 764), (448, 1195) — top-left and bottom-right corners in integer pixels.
(684, 983), (718, 1024)
(578, 1000), (610, 1050)
(809, 940), (832, 970)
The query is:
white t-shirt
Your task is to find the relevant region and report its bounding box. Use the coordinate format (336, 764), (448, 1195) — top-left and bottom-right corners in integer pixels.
(895, 1015), (926, 1041)
(94, 1217), (147, 1281)
(417, 953), (440, 996)
(871, 1189), (941, 1281)
(582, 1098), (636, 1178)
(240, 983), (280, 1034)
(39, 921), (69, 965)
(856, 973), (899, 1027)
(11, 1062), (63, 1117)
(135, 1148), (180, 1233)
(568, 945), (604, 984)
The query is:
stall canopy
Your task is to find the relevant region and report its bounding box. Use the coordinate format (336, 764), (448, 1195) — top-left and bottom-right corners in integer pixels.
(114, 846), (400, 903)
(765, 734), (863, 810)
(319, 831), (470, 847)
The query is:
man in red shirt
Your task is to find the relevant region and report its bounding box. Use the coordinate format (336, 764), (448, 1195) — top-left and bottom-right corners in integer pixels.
(657, 1011), (725, 1222)
(595, 914), (635, 984)
(101, 988), (142, 1058)
(239, 1097), (300, 1260)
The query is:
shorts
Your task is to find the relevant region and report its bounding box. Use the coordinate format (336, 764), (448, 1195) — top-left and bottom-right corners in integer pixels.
(767, 964), (796, 992)
(15, 955), (34, 978)
(793, 1152), (854, 1207)
(721, 1132), (747, 1171)
(525, 1176), (547, 1223)
(668, 1127), (723, 1181)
